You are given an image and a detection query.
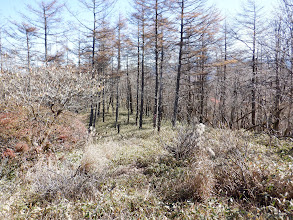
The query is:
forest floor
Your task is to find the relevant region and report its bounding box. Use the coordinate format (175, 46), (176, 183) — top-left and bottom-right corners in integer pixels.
(1, 111), (293, 219)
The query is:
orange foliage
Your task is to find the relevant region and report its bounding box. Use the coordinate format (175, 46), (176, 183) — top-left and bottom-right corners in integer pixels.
(15, 142), (30, 153)
(210, 97), (220, 104)
(0, 105), (87, 158)
(2, 148), (16, 159)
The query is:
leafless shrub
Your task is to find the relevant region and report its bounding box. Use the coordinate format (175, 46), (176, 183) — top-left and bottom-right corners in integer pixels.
(214, 146), (293, 206)
(79, 140), (120, 175)
(205, 129), (293, 207)
(159, 127), (293, 209)
(159, 157), (215, 203)
(26, 157), (104, 202)
(166, 123), (205, 160)
(0, 66), (97, 151)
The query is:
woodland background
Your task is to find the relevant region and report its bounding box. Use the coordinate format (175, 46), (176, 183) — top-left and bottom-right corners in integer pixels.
(0, 0), (292, 135)
(0, 0), (293, 219)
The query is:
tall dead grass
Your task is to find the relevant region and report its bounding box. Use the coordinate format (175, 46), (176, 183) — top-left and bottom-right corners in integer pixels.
(25, 156), (103, 203)
(157, 125), (293, 212)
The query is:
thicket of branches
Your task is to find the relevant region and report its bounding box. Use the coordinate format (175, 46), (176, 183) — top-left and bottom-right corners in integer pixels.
(0, 0), (293, 137)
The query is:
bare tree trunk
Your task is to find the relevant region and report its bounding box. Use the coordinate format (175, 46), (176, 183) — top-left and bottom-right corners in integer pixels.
(110, 60), (115, 114)
(220, 22), (227, 125)
(157, 33), (164, 132)
(153, 0), (159, 128)
(136, 23), (140, 126)
(93, 102), (98, 128)
(172, 1), (184, 127)
(126, 55), (130, 124)
(102, 70), (105, 122)
(273, 23), (281, 132)
(251, 11), (257, 128)
(26, 31), (31, 72)
(115, 21), (121, 128)
(230, 77), (238, 129)
(88, 103), (94, 132)
(88, 2), (97, 130)
(44, 13), (48, 66)
(139, 11), (145, 129)
(129, 85), (133, 115)
(286, 29), (293, 136)
(199, 35), (206, 124)
(115, 77), (119, 128)
(78, 37), (81, 70)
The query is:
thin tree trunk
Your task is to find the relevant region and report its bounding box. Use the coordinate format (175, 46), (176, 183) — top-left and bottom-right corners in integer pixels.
(88, 2), (97, 130)
(97, 93), (101, 117)
(251, 17), (257, 127)
(220, 22), (227, 125)
(172, 1), (184, 127)
(102, 71), (105, 122)
(78, 37), (81, 70)
(110, 60), (115, 114)
(126, 55), (130, 124)
(274, 24), (281, 132)
(44, 14), (48, 66)
(157, 32), (164, 132)
(115, 77), (119, 128)
(26, 32), (31, 72)
(129, 85), (133, 115)
(136, 23), (140, 126)
(93, 102), (97, 128)
(286, 30), (293, 135)
(139, 11), (145, 129)
(88, 104), (94, 132)
(199, 35), (206, 123)
(115, 21), (121, 128)
(153, 0), (159, 128)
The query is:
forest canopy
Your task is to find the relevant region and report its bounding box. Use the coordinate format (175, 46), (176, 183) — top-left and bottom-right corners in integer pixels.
(0, 0), (292, 136)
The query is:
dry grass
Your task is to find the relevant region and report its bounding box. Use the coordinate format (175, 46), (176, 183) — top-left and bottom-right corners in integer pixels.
(1, 111), (293, 219)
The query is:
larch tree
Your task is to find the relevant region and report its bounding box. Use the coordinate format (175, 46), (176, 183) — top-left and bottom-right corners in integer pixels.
(171, 0), (207, 127)
(25, 0), (64, 65)
(7, 22), (37, 72)
(114, 15), (125, 129)
(233, 0), (265, 129)
(124, 37), (134, 124)
(157, 15), (168, 132)
(196, 7), (221, 124)
(70, 0), (115, 130)
(147, 0), (169, 129)
(279, 0), (293, 135)
(132, 0), (150, 129)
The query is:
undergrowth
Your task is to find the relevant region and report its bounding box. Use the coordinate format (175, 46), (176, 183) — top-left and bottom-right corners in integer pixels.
(1, 111), (293, 219)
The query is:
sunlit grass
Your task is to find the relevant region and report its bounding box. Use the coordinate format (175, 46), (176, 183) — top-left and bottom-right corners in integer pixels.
(1, 109), (293, 219)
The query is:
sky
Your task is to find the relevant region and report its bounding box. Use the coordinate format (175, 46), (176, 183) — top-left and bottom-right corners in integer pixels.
(0, 0), (279, 65)
(0, 0), (278, 25)
(209, 0), (276, 15)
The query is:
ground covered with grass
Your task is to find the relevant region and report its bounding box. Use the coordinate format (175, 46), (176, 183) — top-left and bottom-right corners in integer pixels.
(1, 112), (293, 219)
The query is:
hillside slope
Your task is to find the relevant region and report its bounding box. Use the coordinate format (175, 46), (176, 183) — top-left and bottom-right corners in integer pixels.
(1, 113), (293, 219)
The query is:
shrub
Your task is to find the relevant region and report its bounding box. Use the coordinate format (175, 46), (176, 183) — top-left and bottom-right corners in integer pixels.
(15, 142), (29, 153)
(156, 126), (293, 211)
(166, 123), (205, 161)
(157, 158), (215, 203)
(26, 157), (103, 203)
(2, 149), (16, 159)
(0, 105), (87, 153)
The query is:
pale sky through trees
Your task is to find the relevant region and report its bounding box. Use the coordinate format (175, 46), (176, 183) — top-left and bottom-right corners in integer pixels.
(210, 0), (276, 14)
(0, 0), (277, 24)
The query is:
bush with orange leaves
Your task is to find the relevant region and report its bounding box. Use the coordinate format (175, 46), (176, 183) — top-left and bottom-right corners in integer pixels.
(0, 104), (87, 160)
(0, 65), (96, 160)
